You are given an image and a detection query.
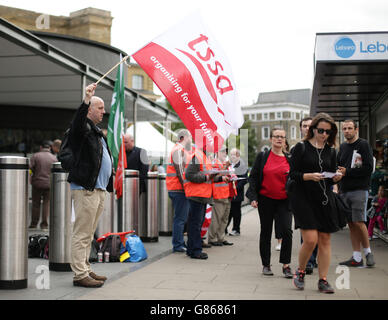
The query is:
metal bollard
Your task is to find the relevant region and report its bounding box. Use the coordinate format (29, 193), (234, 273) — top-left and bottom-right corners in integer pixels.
(158, 173), (173, 236)
(96, 191), (114, 237)
(139, 171), (159, 242)
(49, 162), (72, 272)
(122, 169), (139, 233)
(0, 156), (29, 289)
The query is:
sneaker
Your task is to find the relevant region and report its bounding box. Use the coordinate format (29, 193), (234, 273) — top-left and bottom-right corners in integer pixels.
(28, 225), (38, 231)
(173, 247), (187, 253)
(282, 266), (293, 279)
(275, 243), (281, 251)
(262, 266), (274, 276)
(73, 276), (104, 288)
(382, 230), (387, 235)
(229, 230), (240, 236)
(339, 257), (364, 267)
(209, 241), (223, 246)
(305, 263), (314, 275)
(318, 279), (335, 294)
(372, 235), (379, 239)
(366, 253), (375, 267)
(293, 268), (305, 290)
(222, 240), (233, 246)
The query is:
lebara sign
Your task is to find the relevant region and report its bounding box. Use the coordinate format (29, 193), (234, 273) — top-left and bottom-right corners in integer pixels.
(315, 33), (388, 61)
(334, 37), (356, 58)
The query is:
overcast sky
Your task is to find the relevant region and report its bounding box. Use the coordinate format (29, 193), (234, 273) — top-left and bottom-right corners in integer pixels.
(3, 0), (388, 105)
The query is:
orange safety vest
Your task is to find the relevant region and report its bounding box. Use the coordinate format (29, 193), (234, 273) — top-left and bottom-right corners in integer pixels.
(166, 143), (192, 191)
(212, 159), (230, 200)
(184, 148), (213, 198)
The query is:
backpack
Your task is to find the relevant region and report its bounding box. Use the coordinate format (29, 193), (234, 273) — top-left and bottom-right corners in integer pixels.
(57, 128), (73, 172)
(99, 235), (122, 262)
(89, 235), (101, 263)
(28, 234), (49, 259)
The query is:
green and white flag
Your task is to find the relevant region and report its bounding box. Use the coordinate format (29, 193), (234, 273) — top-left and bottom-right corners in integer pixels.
(107, 54), (125, 170)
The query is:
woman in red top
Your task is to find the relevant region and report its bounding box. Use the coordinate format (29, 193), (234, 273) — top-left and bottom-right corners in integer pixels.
(246, 128), (293, 278)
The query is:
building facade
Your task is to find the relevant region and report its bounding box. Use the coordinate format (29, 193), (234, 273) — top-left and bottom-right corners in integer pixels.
(242, 89), (311, 152)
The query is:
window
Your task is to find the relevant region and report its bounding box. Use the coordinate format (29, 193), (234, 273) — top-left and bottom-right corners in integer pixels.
(263, 113), (269, 120)
(132, 74), (144, 90)
(276, 112), (282, 120)
(262, 126), (270, 140)
(291, 125), (297, 140)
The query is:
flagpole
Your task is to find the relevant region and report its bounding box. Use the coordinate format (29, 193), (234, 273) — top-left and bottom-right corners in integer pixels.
(96, 55), (129, 85)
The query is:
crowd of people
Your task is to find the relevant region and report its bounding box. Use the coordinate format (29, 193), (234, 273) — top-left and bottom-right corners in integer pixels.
(28, 83), (387, 291)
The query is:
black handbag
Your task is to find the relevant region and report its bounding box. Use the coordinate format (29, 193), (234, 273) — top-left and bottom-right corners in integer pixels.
(333, 192), (351, 228)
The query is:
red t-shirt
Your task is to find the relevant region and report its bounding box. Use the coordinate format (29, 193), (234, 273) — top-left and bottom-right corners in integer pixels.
(259, 151), (290, 200)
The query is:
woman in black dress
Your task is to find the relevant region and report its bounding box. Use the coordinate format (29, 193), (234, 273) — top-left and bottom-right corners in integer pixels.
(289, 113), (342, 293)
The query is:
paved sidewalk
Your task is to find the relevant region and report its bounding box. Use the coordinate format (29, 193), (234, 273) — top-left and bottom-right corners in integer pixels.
(78, 207), (388, 300)
(1, 205), (387, 300)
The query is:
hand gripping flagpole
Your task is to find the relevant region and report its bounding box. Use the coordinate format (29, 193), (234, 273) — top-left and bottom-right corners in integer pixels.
(95, 55), (129, 85)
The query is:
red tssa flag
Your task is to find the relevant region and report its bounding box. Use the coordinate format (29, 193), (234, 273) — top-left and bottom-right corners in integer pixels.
(201, 204), (212, 238)
(132, 13), (243, 152)
(114, 136), (127, 199)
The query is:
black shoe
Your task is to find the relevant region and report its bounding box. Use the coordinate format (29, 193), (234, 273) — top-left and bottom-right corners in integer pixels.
(222, 240), (233, 246)
(262, 266), (274, 276)
(282, 266), (293, 279)
(339, 257), (364, 267)
(209, 241), (223, 246)
(305, 264), (314, 275)
(191, 252), (208, 259)
(318, 279), (335, 294)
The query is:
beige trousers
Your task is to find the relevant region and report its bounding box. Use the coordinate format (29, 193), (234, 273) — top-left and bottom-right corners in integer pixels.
(208, 199), (231, 243)
(71, 189), (106, 281)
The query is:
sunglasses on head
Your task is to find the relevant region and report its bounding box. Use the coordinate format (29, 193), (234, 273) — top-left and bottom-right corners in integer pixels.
(315, 128), (332, 135)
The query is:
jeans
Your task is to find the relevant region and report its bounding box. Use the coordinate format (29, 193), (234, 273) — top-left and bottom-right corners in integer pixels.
(187, 200), (206, 257)
(257, 195), (293, 267)
(169, 191), (190, 251)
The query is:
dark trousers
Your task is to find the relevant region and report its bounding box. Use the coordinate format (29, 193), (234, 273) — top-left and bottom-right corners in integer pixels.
(31, 187), (50, 228)
(187, 200), (206, 257)
(227, 201), (242, 233)
(257, 195), (293, 267)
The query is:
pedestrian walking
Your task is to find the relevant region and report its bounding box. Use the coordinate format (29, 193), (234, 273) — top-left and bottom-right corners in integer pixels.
(68, 83), (113, 288)
(246, 127), (293, 278)
(337, 119), (375, 268)
(289, 113), (342, 293)
(29, 141), (57, 231)
(166, 129), (192, 253)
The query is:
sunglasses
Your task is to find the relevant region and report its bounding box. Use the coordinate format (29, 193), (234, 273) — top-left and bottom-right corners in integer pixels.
(315, 128), (332, 135)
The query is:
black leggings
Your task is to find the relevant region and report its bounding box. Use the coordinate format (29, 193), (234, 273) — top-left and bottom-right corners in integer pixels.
(257, 195), (293, 267)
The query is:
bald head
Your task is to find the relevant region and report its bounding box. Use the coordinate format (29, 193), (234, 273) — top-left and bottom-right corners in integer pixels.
(87, 96), (105, 124)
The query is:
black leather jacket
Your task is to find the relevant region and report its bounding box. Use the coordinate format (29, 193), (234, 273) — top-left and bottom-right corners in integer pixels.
(67, 102), (113, 192)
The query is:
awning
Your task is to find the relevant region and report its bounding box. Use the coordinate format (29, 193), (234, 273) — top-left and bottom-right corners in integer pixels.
(311, 32), (388, 123)
(0, 17), (179, 123)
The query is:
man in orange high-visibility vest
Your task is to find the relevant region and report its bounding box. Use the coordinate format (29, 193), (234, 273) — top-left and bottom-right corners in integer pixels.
(166, 129), (192, 253)
(208, 146), (234, 247)
(184, 146), (225, 259)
